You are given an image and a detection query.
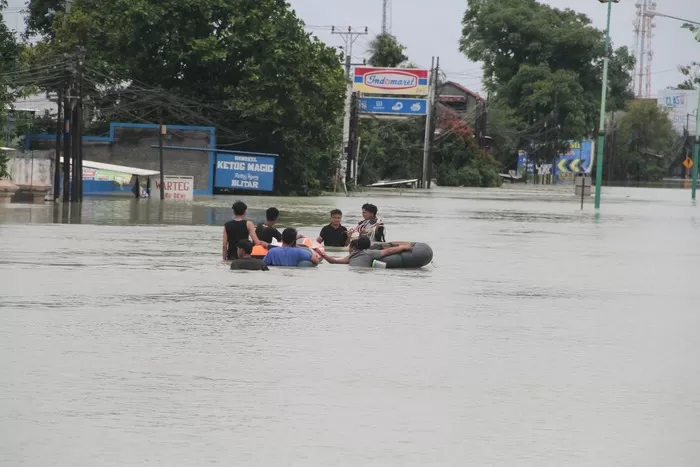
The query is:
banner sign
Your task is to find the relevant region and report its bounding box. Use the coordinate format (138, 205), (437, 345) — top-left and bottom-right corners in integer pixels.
(154, 175), (194, 200)
(657, 89), (698, 136)
(353, 67), (429, 96)
(80, 167), (132, 185)
(555, 141), (593, 183)
(517, 140), (593, 184)
(359, 97), (427, 116)
(214, 153), (277, 192)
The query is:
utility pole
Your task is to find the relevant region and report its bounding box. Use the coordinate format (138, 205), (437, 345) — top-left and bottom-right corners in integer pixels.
(158, 105), (165, 200)
(61, 62), (71, 203)
(53, 89), (62, 201)
(60, 0), (73, 203)
(68, 47), (84, 203)
(422, 57), (439, 188)
(346, 92), (359, 185)
(354, 136), (361, 187)
(76, 49), (84, 202)
(331, 26), (367, 192)
(426, 58), (439, 189)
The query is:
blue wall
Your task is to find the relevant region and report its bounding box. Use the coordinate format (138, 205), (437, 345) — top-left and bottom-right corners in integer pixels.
(26, 122), (217, 195)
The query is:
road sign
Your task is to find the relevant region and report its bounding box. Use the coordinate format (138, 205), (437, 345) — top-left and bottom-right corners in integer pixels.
(683, 157), (694, 169)
(359, 97), (428, 116)
(557, 157), (584, 174)
(353, 67), (429, 96)
(215, 153), (277, 192)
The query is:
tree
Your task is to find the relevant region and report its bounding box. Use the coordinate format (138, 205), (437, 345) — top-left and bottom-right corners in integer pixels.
(367, 33), (408, 68)
(608, 100), (679, 182)
(484, 100), (523, 169)
(1, 0), (22, 178)
(26, 0), (347, 195)
(676, 62), (700, 90)
(1, 1), (22, 109)
(433, 114), (501, 187)
(460, 0), (634, 146)
(356, 117), (424, 184)
(682, 22), (700, 42)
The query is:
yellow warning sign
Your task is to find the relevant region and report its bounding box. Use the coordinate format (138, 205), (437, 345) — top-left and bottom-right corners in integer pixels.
(683, 157), (694, 170)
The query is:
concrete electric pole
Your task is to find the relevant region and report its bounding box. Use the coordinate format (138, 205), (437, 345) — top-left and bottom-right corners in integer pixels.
(331, 26), (368, 192)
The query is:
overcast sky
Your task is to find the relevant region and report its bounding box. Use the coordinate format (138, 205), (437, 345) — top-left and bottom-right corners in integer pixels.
(4, 0), (700, 97)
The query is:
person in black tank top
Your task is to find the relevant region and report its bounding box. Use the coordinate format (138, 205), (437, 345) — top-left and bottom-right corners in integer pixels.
(255, 207), (283, 244)
(222, 201), (265, 260)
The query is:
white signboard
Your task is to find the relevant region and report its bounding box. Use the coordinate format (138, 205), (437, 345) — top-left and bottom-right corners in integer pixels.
(154, 175), (194, 200)
(536, 163), (552, 175)
(657, 89), (698, 136)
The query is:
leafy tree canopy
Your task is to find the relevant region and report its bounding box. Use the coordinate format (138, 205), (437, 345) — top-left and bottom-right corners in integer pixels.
(675, 62), (699, 90)
(367, 33), (408, 68)
(460, 0), (634, 144)
(24, 0), (347, 195)
(608, 100), (679, 182)
(1, 0), (22, 110)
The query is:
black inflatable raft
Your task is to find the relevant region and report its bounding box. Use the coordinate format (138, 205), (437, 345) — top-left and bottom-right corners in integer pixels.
(368, 242), (433, 269)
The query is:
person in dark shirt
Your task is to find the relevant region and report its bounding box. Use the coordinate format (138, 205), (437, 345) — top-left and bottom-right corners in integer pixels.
(255, 207), (283, 244)
(222, 201), (264, 260)
(230, 240), (269, 271)
(316, 209), (349, 247)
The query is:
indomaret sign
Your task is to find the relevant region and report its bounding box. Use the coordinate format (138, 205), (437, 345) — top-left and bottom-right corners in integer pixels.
(353, 67), (429, 96)
(214, 152), (277, 192)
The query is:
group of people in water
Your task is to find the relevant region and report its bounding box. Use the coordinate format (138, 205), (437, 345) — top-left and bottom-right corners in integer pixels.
(223, 201), (412, 271)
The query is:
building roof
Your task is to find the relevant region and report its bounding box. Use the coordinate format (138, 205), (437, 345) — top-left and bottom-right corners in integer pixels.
(441, 81), (484, 101)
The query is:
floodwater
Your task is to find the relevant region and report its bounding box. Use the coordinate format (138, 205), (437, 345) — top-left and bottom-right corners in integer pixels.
(1, 186), (699, 466)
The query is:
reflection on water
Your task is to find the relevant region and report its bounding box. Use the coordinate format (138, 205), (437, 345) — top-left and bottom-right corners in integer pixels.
(1, 186), (699, 466)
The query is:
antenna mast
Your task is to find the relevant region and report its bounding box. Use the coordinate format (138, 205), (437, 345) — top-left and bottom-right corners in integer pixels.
(381, 0), (392, 35)
(633, 0), (656, 97)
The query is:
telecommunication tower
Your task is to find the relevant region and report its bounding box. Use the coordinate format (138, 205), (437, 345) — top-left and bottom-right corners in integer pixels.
(632, 0), (656, 97)
(381, 0), (392, 35)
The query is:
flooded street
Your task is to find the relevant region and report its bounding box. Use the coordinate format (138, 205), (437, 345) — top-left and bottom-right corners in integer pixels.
(1, 187), (699, 466)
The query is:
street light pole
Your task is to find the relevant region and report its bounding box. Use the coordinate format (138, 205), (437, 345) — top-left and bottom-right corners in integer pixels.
(594, 0), (616, 209)
(692, 87), (700, 200)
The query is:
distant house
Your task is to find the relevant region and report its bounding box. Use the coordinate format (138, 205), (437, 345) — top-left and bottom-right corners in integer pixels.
(436, 81), (484, 126)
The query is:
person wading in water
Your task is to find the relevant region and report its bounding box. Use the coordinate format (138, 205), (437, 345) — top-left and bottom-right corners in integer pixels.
(222, 201), (266, 260)
(347, 203), (386, 243)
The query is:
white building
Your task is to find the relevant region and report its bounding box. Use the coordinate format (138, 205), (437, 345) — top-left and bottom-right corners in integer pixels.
(657, 89), (698, 136)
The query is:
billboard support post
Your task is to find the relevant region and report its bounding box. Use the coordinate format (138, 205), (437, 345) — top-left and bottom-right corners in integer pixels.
(422, 57), (435, 189)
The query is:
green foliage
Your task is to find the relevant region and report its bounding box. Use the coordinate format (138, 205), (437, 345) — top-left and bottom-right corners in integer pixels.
(357, 117), (424, 184)
(1, 1), (22, 112)
(25, 0), (346, 194)
(434, 116), (502, 187)
(608, 100), (678, 182)
(676, 62), (699, 90)
(367, 33), (408, 68)
(485, 100), (522, 166)
(460, 0), (634, 145)
(682, 23), (700, 42)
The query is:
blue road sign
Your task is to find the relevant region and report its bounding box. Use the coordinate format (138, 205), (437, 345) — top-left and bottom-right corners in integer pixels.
(215, 153), (277, 192)
(359, 97), (428, 116)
